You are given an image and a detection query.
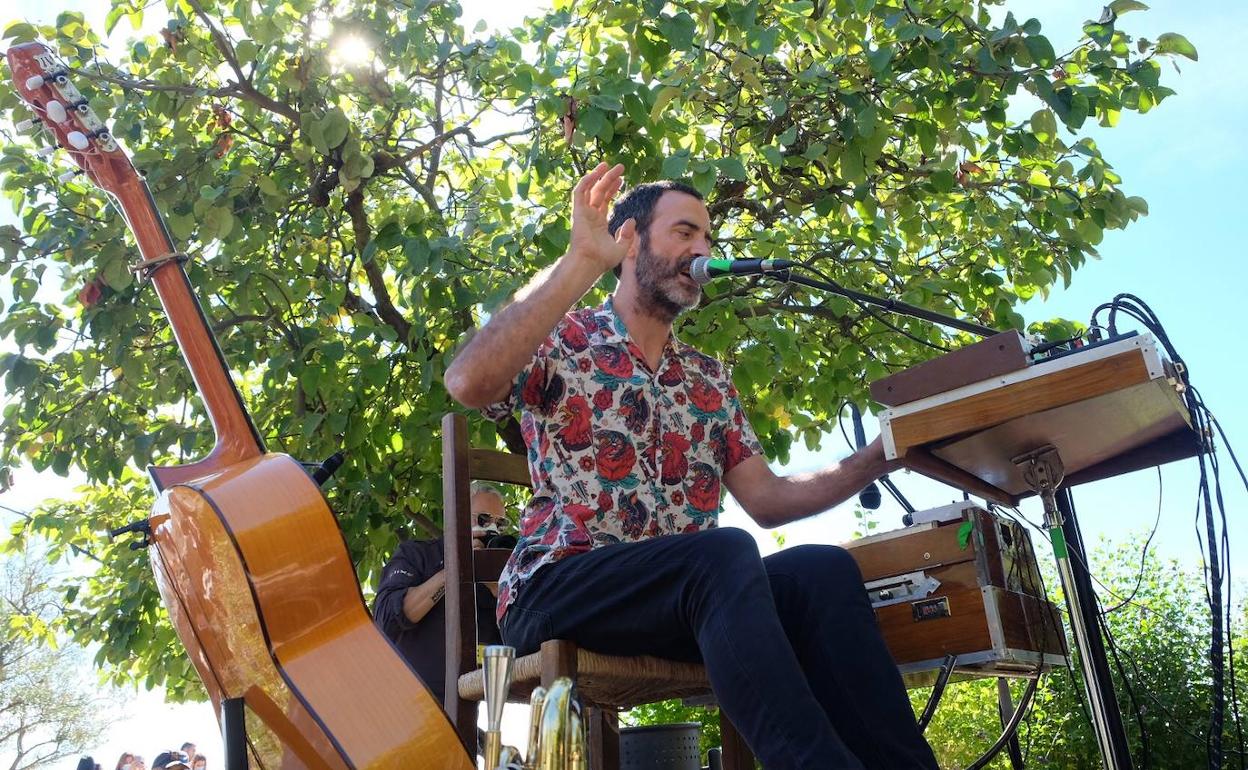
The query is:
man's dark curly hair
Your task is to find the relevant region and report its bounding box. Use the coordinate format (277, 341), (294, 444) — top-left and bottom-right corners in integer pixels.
(606, 181), (704, 278)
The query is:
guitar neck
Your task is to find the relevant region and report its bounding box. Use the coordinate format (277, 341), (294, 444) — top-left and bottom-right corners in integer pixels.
(5, 40), (263, 486)
(117, 178), (265, 476)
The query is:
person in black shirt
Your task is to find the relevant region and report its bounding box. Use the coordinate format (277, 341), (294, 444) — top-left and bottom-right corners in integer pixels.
(372, 482), (511, 704)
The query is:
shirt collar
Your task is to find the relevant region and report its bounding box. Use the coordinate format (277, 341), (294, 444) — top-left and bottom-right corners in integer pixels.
(599, 295), (686, 362)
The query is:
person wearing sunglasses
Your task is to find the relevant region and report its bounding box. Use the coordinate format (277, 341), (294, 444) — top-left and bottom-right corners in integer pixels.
(371, 481), (514, 705)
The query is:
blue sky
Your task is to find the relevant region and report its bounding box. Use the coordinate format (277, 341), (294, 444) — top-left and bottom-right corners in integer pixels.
(2, 0), (1246, 763)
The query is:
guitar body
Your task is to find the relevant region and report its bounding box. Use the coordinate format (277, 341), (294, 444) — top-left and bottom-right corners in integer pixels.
(7, 42), (472, 770)
(152, 455), (470, 769)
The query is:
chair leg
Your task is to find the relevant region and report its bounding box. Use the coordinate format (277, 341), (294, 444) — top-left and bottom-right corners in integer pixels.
(587, 707), (620, 770)
(540, 639), (579, 687)
(719, 713), (755, 770)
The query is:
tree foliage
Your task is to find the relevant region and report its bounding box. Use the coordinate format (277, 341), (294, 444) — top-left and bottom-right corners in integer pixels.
(0, 547), (114, 769)
(0, 0), (1193, 695)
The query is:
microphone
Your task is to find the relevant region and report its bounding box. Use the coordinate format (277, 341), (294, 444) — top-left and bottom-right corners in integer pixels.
(688, 257), (795, 285)
(849, 404), (882, 510)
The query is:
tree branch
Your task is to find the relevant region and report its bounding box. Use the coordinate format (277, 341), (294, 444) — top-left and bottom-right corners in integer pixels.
(343, 189), (412, 344)
(184, 0), (299, 122)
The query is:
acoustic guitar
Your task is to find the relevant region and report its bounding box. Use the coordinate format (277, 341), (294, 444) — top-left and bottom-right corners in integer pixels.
(7, 42), (473, 770)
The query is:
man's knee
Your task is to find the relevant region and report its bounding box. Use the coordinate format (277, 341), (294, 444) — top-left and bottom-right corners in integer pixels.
(773, 544), (865, 586)
(683, 527), (763, 583)
(696, 527), (759, 561)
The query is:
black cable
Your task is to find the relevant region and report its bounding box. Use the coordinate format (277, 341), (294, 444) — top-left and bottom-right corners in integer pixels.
(1089, 294), (1244, 768)
(964, 674), (1042, 770)
(1103, 467), (1164, 615)
(917, 654), (959, 734)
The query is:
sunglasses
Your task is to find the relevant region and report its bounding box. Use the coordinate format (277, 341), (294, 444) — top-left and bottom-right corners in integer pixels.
(474, 512), (510, 529)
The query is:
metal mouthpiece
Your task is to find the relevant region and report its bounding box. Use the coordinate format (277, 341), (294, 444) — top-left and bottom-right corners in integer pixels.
(483, 645), (516, 769)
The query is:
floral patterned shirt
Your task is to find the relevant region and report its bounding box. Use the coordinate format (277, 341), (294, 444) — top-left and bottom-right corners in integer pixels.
(482, 297), (763, 621)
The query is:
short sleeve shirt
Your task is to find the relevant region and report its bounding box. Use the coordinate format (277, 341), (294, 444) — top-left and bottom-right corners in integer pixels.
(482, 297), (763, 621)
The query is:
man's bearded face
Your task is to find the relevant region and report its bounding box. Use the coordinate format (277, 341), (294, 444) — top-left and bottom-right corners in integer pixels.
(634, 230), (702, 322)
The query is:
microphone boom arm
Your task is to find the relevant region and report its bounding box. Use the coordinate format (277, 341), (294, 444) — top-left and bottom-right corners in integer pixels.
(775, 270), (998, 338)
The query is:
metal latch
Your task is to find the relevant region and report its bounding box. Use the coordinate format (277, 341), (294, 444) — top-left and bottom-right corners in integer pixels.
(863, 570), (942, 608)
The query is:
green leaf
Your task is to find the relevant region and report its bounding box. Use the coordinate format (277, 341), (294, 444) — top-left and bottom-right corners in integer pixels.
(1108, 0), (1149, 15)
(101, 258), (133, 291)
(840, 148), (864, 183)
(656, 12), (696, 51)
(1024, 35), (1056, 67)
(578, 107), (606, 138)
(320, 109), (350, 149)
(235, 39), (259, 63)
(1155, 32), (1198, 61)
(1031, 109), (1058, 142)
(649, 86), (682, 124)
(3, 22), (38, 41)
(957, 520), (974, 549)
(717, 157), (748, 181)
(867, 44), (894, 73)
(661, 151), (690, 179)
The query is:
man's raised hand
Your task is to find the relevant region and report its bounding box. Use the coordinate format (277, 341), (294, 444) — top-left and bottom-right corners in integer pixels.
(568, 162), (636, 274)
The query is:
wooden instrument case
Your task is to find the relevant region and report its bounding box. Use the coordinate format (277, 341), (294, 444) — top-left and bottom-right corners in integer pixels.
(844, 503), (1068, 687)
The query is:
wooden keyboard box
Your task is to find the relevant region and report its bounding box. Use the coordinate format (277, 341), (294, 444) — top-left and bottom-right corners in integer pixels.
(843, 504), (1068, 688)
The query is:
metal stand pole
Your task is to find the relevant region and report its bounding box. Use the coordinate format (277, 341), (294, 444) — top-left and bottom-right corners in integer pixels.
(221, 697), (248, 770)
(1015, 446), (1133, 770)
(996, 678), (1025, 770)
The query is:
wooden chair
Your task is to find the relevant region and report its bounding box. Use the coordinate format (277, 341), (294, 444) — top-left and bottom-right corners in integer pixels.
(441, 412), (756, 770)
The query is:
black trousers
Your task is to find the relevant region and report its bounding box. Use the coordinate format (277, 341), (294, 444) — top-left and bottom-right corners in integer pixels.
(500, 527), (938, 769)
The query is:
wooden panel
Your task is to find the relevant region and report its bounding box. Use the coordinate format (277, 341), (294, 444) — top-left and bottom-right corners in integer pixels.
(871, 331), (1028, 406)
(898, 449), (1019, 505)
(876, 586), (992, 665)
(470, 449), (532, 487)
(930, 377), (1191, 495)
(996, 589), (1067, 658)
(889, 349), (1151, 457)
(843, 524), (977, 582)
(898, 449), (1023, 504)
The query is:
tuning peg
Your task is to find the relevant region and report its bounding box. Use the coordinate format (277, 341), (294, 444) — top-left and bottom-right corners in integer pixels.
(58, 169), (80, 183)
(45, 100), (68, 124)
(25, 75), (45, 90)
(66, 131), (89, 150)
(34, 145), (57, 158)
(15, 117), (40, 131)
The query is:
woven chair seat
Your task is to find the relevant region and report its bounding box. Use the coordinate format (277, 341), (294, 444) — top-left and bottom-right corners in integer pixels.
(458, 647), (713, 710)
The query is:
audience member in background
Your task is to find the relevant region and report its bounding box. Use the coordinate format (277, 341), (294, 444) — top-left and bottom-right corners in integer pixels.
(74, 757), (96, 770)
(191, 756), (206, 770)
(151, 751), (189, 770)
(113, 753), (135, 770)
(372, 481), (513, 704)
(179, 745), (196, 764)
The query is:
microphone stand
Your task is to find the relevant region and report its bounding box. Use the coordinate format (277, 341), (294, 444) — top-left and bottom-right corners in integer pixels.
(771, 269), (999, 338)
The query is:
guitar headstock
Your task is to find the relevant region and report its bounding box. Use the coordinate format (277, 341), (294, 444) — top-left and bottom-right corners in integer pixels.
(6, 41), (140, 196)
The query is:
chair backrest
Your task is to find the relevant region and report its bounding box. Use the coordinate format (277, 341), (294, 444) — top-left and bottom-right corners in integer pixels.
(441, 412), (531, 741)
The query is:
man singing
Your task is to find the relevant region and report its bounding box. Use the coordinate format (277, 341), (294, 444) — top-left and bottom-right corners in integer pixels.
(444, 163), (937, 769)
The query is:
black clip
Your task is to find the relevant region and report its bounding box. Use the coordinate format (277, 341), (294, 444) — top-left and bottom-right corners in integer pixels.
(108, 518), (152, 550)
